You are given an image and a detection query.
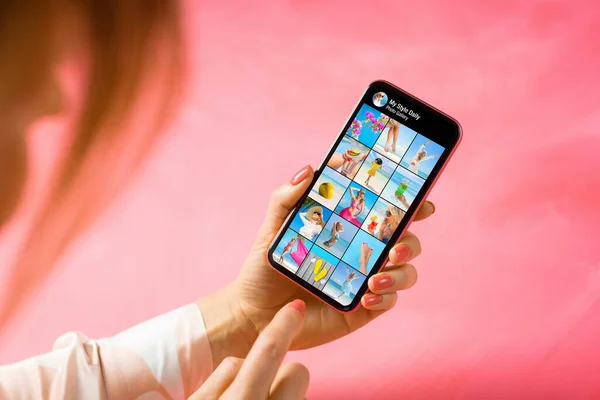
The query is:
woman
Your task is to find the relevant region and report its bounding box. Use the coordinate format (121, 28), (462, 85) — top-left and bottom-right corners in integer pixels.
(373, 92), (386, 107)
(340, 187), (366, 226)
(395, 178), (411, 209)
(298, 206), (325, 240)
(323, 221), (344, 248)
(336, 265), (360, 300)
(378, 206), (403, 244)
(364, 157), (383, 187)
(0, 2), (435, 398)
(384, 118), (401, 153)
(408, 141), (439, 175)
(279, 236), (297, 264)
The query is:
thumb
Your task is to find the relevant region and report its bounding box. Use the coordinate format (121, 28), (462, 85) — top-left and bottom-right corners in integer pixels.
(257, 165), (314, 242)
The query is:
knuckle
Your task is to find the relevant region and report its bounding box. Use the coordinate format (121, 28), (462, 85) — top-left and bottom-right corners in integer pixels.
(222, 356), (243, 369)
(261, 336), (284, 359)
(399, 263), (418, 286)
(269, 187), (284, 203)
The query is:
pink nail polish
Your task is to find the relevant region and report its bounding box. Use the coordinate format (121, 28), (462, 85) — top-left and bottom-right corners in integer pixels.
(364, 294), (382, 307)
(290, 165), (310, 185)
(394, 244), (411, 263)
(289, 299), (306, 315)
(370, 274), (393, 291)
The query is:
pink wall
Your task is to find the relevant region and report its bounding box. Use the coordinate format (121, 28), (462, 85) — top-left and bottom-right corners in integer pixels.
(2, 0), (600, 398)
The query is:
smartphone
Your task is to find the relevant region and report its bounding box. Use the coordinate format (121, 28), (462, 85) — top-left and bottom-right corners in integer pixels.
(267, 80), (462, 312)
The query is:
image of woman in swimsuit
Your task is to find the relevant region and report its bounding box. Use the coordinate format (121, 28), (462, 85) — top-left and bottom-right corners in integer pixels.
(408, 141), (439, 175)
(323, 222), (344, 248)
(340, 188), (365, 226)
(279, 236), (297, 264)
(337, 265), (360, 299)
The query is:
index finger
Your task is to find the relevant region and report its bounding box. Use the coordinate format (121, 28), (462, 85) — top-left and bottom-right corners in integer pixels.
(227, 300), (305, 398)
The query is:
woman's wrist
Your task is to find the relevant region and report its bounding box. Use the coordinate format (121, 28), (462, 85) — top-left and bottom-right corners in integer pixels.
(195, 284), (258, 368)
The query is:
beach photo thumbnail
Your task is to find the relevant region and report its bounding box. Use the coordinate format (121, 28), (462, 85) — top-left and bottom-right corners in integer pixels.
(315, 213), (359, 259)
(354, 150), (397, 195)
(380, 166), (425, 212)
(372, 121), (418, 164)
(341, 229), (386, 275)
(272, 228), (312, 273)
(400, 134), (445, 179)
(289, 198), (332, 242)
(328, 136), (370, 180)
(323, 262), (366, 306)
(360, 198), (405, 243)
(309, 167), (351, 212)
(346, 104), (390, 148)
(295, 245), (340, 291)
(334, 182), (378, 228)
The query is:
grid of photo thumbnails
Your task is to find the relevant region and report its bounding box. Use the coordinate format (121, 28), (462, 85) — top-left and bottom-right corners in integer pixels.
(273, 100), (445, 306)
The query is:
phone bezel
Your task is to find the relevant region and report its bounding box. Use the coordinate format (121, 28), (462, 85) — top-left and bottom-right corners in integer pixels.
(267, 80), (462, 312)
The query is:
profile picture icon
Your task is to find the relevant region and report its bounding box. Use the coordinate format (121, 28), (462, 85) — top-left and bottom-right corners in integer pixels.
(372, 92), (388, 107)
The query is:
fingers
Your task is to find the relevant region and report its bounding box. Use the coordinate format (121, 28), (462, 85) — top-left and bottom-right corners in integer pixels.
(368, 263), (418, 295)
(270, 362), (310, 400)
(189, 357), (243, 400)
(414, 200), (436, 221)
(257, 166), (314, 239)
(224, 300), (306, 399)
(361, 292), (398, 311)
(388, 231), (421, 265)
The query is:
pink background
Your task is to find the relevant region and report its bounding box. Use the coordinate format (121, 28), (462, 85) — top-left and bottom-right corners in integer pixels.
(2, 0), (600, 398)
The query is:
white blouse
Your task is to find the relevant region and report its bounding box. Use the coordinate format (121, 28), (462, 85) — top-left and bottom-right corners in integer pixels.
(0, 304), (212, 399)
(298, 213), (322, 240)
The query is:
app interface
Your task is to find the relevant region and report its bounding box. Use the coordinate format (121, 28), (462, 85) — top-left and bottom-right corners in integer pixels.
(272, 92), (445, 306)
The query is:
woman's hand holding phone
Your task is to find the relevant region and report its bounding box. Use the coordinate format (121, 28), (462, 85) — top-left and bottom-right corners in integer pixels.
(197, 164), (435, 368)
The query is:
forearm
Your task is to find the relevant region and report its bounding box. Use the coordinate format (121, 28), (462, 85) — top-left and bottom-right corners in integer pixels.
(0, 303), (213, 399)
(196, 284), (258, 368)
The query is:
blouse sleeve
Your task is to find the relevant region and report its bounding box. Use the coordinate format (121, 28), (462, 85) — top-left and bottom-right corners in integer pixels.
(298, 213), (308, 224)
(0, 303), (213, 400)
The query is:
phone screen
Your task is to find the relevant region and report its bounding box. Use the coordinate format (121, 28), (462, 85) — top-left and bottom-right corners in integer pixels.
(268, 81), (460, 311)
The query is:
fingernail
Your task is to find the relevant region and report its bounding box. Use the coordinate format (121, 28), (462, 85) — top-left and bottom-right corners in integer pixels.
(370, 274), (393, 291)
(290, 165), (310, 185)
(394, 244), (411, 262)
(427, 201), (436, 214)
(289, 299), (306, 315)
(364, 294), (382, 307)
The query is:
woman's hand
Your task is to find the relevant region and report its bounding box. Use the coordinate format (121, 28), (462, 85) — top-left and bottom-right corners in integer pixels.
(190, 300), (309, 400)
(198, 165), (436, 366)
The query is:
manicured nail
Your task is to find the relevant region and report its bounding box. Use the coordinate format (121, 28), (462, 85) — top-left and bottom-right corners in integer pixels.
(364, 294), (382, 307)
(290, 165), (310, 185)
(370, 274), (393, 291)
(427, 201), (436, 214)
(394, 244), (411, 262)
(289, 299), (306, 315)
